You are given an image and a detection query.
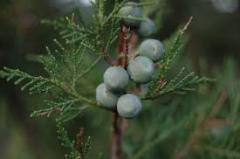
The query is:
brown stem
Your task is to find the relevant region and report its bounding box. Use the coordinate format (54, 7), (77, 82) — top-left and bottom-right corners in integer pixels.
(117, 21), (128, 67)
(111, 21), (139, 159)
(128, 30), (139, 58)
(111, 112), (123, 159)
(111, 21), (126, 159)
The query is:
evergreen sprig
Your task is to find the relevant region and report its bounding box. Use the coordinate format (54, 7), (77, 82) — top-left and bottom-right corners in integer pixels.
(145, 17), (214, 100)
(0, 0), (131, 122)
(43, 0), (127, 56)
(57, 123), (92, 159)
(144, 67), (214, 100)
(0, 1), (221, 158)
(0, 64), (99, 122)
(0, 67), (53, 94)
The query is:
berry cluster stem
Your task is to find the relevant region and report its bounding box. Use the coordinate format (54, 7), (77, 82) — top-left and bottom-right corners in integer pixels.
(111, 20), (127, 159)
(111, 112), (123, 159)
(117, 21), (128, 67)
(111, 20), (139, 159)
(111, 20), (132, 159)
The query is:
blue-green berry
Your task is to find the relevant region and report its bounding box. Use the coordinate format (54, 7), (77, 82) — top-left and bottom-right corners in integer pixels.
(118, 2), (144, 27)
(127, 56), (154, 83)
(104, 66), (129, 92)
(138, 39), (164, 62)
(139, 18), (156, 37)
(117, 94), (142, 118)
(96, 83), (118, 109)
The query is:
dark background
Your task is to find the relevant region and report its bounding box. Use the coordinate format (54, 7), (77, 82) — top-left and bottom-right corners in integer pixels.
(0, 0), (240, 158)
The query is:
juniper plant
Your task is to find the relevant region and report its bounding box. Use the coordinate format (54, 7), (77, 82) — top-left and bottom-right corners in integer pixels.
(0, 0), (220, 159)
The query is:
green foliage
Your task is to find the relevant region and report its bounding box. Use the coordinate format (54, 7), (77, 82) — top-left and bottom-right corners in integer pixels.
(42, 0), (127, 56)
(1, 0), (233, 159)
(0, 67), (53, 94)
(57, 123), (92, 159)
(123, 59), (240, 159)
(146, 17), (214, 100)
(0, 63), (98, 122)
(145, 67), (214, 100)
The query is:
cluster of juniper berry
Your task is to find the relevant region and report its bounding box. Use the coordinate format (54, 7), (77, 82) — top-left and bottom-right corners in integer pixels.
(96, 2), (164, 118)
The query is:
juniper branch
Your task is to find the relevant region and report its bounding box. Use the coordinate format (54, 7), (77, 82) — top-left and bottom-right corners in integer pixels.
(0, 67), (98, 107)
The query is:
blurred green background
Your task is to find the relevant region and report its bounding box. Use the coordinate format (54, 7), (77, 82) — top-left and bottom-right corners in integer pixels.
(0, 0), (240, 159)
